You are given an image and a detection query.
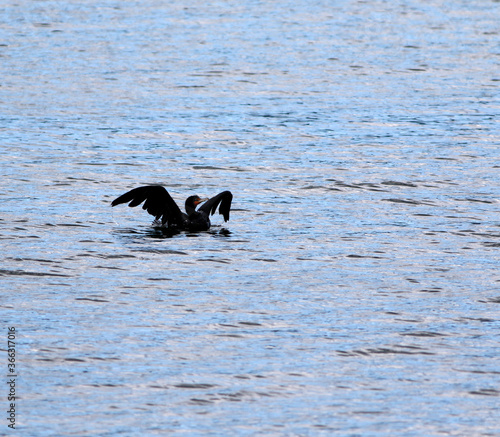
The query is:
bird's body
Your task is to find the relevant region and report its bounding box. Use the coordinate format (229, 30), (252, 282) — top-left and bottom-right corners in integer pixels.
(111, 185), (233, 231)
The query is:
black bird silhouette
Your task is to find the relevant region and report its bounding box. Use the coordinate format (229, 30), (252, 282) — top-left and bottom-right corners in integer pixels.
(111, 185), (233, 231)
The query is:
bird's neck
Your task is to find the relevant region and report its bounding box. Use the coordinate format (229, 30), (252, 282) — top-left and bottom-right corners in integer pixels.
(185, 204), (196, 215)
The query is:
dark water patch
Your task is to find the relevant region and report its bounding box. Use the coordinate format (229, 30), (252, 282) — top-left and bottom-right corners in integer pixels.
(419, 288), (443, 293)
(204, 389), (270, 403)
(383, 198), (435, 206)
(478, 296), (500, 304)
(192, 165), (248, 172)
(94, 265), (127, 270)
(456, 369), (500, 375)
(149, 385), (170, 390)
(66, 176), (98, 182)
(330, 180), (389, 192)
(189, 398), (213, 405)
(175, 85), (206, 89)
(468, 389), (499, 397)
(455, 317), (497, 323)
(98, 254), (137, 259)
(337, 345), (434, 357)
(0, 268), (70, 277)
(381, 181), (418, 188)
(133, 249), (189, 255)
(89, 357), (121, 362)
(33, 22), (52, 27)
(353, 410), (387, 415)
(7, 257), (61, 264)
(400, 331), (448, 337)
(196, 257), (231, 264)
(75, 297), (110, 303)
(302, 185), (327, 190)
(346, 254), (386, 259)
(483, 242), (500, 248)
(174, 383), (218, 389)
(458, 198), (495, 204)
(58, 223), (91, 228)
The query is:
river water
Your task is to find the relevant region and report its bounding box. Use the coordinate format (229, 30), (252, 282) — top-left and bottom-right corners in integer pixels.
(1, 0), (499, 435)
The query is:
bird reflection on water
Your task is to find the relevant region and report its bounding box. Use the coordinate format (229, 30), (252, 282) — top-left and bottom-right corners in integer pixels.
(147, 227), (232, 239)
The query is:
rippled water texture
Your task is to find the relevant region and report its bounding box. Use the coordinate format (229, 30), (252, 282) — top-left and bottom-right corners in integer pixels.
(1, 0), (499, 435)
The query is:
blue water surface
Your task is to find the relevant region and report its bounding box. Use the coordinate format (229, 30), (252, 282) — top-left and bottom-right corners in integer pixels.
(1, 0), (499, 435)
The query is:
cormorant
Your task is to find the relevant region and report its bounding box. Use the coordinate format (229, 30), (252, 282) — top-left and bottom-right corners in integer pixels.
(111, 185), (233, 231)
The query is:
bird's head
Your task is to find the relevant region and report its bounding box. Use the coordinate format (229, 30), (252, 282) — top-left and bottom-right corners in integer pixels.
(185, 195), (208, 214)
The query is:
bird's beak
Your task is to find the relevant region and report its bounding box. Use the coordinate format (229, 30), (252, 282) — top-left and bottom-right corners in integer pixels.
(195, 198), (209, 206)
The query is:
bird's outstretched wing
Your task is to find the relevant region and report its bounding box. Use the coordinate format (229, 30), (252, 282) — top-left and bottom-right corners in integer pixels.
(111, 185), (184, 227)
(198, 191), (233, 222)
